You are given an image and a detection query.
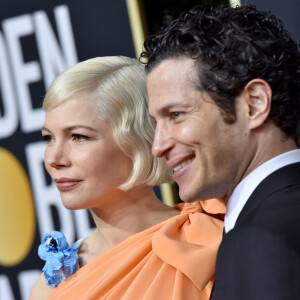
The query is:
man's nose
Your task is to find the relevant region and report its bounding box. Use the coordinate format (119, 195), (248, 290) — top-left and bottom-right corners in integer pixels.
(152, 123), (174, 158)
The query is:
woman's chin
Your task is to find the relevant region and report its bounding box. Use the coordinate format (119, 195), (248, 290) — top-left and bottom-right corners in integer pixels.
(61, 200), (85, 210)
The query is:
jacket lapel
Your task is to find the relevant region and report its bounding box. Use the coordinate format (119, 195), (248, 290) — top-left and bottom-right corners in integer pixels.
(235, 162), (300, 228)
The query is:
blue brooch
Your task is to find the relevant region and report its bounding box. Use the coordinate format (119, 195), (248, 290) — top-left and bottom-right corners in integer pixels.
(38, 231), (80, 287)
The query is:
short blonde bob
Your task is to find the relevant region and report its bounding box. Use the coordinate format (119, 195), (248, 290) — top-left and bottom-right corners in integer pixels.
(43, 56), (171, 190)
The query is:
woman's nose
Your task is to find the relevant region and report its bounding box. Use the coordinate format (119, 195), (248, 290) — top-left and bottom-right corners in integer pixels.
(45, 141), (71, 169)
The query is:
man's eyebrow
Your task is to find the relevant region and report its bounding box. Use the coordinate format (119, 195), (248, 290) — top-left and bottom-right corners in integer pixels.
(155, 102), (191, 116)
(151, 103), (178, 117)
(160, 104), (177, 113)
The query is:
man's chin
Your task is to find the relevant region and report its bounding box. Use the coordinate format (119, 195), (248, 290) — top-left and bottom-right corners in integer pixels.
(179, 187), (216, 203)
(178, 189), (198, 203)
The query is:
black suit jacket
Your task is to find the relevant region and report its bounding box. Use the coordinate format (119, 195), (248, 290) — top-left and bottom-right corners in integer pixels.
(210, 162), (300, 300)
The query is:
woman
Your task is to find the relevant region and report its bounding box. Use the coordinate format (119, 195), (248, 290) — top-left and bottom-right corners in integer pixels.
(30, 56), (225, 299)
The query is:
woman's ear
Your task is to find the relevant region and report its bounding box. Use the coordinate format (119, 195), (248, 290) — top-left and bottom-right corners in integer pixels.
(244, 79), (272, 129)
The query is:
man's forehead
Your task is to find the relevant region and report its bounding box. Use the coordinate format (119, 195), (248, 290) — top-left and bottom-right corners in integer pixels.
(147, 60), (199, 112)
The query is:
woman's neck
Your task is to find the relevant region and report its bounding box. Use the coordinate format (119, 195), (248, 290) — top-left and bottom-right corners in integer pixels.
(79, 186), (179, 265)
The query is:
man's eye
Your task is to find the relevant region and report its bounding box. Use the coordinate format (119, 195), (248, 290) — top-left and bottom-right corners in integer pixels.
(170, 112), (182, 120)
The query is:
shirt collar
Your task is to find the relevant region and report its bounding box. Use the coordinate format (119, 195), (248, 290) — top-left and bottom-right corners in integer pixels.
(225, 149), (300, 233)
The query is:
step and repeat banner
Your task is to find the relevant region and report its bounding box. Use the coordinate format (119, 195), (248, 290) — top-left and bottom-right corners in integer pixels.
(0, 1), (137, 299)
(1, 0), (299, 299)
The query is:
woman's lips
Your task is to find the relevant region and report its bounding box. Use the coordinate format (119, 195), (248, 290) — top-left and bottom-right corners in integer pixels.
(54, 179), (82, 191)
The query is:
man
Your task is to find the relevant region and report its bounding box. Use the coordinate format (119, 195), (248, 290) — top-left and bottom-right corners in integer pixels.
(141, 5), (300, 299)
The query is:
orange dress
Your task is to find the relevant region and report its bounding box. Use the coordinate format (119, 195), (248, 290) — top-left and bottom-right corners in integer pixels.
(48, 200), (225, 299)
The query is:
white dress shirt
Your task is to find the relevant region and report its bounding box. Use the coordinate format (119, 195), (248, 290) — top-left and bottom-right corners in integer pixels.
(225, 149), (300, 233)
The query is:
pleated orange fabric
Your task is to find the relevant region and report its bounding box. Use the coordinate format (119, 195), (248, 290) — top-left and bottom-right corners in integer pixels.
(48, 199), (225, 300)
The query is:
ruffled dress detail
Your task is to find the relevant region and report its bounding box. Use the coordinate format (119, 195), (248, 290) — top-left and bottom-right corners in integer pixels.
(48, 199), (225, 300)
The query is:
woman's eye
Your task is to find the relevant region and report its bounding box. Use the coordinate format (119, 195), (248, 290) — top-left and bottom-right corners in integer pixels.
(72, 134), (88, 141)
(41, 135), (54, 143)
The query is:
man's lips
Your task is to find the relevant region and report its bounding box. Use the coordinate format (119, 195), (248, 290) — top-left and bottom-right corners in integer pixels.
(54, 178), (82, 191)
(169, 156), (195, 181)
(168, 156), (195, 172)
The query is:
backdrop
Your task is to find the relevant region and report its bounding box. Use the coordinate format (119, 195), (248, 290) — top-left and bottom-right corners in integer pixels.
(1, 1), (299, 299)
(0, 1), (137, 299)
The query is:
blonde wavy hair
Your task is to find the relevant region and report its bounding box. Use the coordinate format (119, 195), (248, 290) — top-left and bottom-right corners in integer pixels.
(43, 56), (172, 190)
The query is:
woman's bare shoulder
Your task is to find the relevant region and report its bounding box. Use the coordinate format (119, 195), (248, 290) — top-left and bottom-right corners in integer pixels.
(29, 273), (55, 300)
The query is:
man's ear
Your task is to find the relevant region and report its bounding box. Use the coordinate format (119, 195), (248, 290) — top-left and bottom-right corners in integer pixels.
(244, 79), (272, 129)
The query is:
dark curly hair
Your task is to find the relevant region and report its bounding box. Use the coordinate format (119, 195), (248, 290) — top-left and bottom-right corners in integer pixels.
(141, 5), (300, 145)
